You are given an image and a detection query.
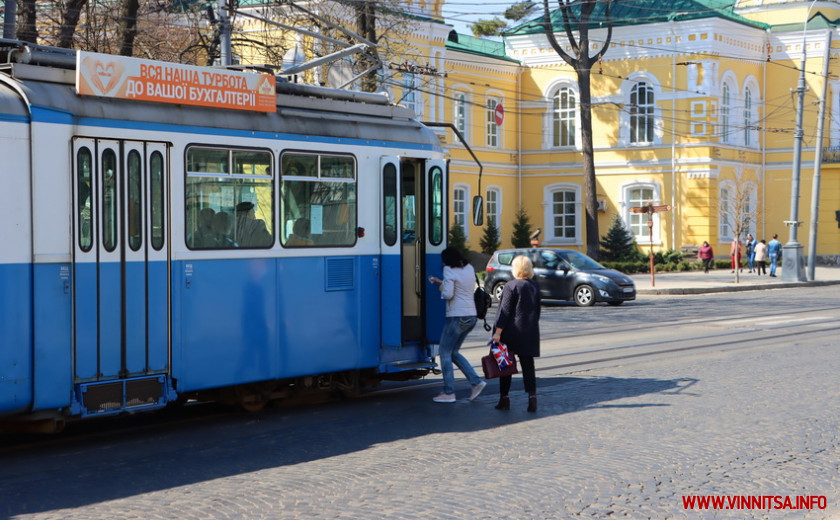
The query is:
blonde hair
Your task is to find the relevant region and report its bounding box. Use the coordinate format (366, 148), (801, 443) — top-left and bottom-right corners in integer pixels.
(511, 255), (534, 279)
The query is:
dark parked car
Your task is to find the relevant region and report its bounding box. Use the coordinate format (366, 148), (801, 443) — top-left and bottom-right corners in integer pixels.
(484, 248), (636, 306)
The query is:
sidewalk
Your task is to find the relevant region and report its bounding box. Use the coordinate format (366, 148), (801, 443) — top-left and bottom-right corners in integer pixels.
(631, 264), (840, 295)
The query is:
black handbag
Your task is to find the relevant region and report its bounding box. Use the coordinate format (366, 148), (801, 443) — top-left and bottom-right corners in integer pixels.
(474, 273), (492, 331)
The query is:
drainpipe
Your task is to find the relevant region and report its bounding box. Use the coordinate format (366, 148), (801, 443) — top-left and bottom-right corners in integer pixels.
(671, 21), (677, 250)
(762, 28), (770, 241)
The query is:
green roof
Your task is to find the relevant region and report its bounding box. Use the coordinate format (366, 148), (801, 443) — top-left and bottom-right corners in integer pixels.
(445, 32), (519, 63)
(506, 0), (768, 37)
(771, 11), (840, 32)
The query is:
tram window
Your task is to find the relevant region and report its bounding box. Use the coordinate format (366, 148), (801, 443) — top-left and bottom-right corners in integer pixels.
(280, 152), (356, 248)
(102, 149), (118, 252)
(185, 147), (273, 249)
(127, 150), (142, 251)
(150, 151), (165, 250)
(429, 166), (444, 246)
(77, 147), (93, 252)
(383, 163), (397, 246)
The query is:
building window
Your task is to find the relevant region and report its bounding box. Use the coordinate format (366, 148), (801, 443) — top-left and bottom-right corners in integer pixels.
(743, 87), (752, 147)
(553, 87), (576, 147)
(486, 187), (500, 228)
(402, 72), (417, 115)
(453, 185), (468, 239)
(630, 82), (655, 144)
(486, 97), (499, 148)
(544, 183), (581, 243)
(721, 82), (731, 144)
(627, 185), (656, 240)
(719, 184), (733, 240)
(454, 92), (468, 141)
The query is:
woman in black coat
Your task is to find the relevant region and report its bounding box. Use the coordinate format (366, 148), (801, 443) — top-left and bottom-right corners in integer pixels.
(491, 255), (541, 412)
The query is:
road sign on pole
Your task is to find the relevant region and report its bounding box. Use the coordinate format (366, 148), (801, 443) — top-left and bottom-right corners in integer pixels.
(629, 203), (672, 287)
(494, 104), (504, 126)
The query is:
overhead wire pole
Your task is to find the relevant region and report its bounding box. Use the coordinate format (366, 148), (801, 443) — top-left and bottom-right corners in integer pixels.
(218, 0), (232, 66)
(782, 0), (817, 282)
(807, 29), (831, 280)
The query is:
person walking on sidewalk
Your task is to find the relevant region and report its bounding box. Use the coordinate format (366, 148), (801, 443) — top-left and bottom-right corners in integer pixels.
(754, 239), (768, 275)
(428, 246), (487, 403)
(745, 234), (757, 273)
(730, 237), (743, 273)
(768, 234), (782, 277)
(492, 255), (541, 413)
(698, 241), (715, 273)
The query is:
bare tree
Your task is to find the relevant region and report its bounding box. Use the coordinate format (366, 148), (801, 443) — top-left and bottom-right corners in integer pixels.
(117, 0), (140, 56)
(56, 0), (88, 48)
(719, 181), (757, 283)
(15, 0), (38, 43)
(541, 0), (616, 259)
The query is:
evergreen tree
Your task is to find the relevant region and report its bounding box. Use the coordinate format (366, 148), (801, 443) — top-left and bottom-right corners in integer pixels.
(511, 209), (533, 248)
(599, 215), (640, 261)
(448, 223), (470, 259)
(479, 218), (501, 254)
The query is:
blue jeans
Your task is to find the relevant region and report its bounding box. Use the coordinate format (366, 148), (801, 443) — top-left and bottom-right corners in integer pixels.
(769, 254), (778, 275)
(439, 316), (482, 395)
(747, 253), (756, 270)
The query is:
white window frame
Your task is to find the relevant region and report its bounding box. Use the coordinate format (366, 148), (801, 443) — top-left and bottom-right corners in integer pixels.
(485, 95), (501, 148)
(486, 186), (501, 229)
(621, 182), (661, 245)
(543, 183), (582, 245)
(402, 72), (419, 116)
(619, 73), (663, 146)
(721, 81), (732, 144)
(742, 77), (760, 148)
(454, 92), (468, 142)
(553, 86), (577, 148)
(629, 82), (656, 145)
(719, 179), (735, 242)
(453, 183), (469, 240)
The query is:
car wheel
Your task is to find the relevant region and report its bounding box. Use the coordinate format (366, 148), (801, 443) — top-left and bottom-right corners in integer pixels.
(573, 284), (595, 307)
(607, 301), (623, 306)
(492, 281), (507, 301)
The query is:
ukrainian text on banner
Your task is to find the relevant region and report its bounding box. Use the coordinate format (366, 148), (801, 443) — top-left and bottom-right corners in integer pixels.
(76, 51), (276, 113)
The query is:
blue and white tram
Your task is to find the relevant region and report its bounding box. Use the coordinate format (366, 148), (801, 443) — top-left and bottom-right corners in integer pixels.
(0, 42), (449, 430)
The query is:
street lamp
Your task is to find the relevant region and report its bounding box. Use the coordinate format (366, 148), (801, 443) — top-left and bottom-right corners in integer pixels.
(782, 0), (818, 282)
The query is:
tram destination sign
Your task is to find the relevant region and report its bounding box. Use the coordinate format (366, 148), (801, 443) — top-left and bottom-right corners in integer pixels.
(76, 51), (276, 113)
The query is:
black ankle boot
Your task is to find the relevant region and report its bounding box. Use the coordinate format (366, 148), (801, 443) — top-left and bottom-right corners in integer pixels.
(495, 396), (510, 410)
(527, 395), (537, 413)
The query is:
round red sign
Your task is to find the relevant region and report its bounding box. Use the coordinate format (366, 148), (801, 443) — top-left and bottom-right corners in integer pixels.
(494, 103), (504, 126)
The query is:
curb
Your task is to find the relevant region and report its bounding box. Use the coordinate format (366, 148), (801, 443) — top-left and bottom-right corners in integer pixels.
(637, 279), (840, 295)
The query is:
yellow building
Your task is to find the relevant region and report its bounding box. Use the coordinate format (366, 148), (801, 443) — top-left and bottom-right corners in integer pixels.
(235, 0), (840, 263)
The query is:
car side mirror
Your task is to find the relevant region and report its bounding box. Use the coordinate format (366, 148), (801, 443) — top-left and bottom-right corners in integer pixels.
(472, 195), (484, 227)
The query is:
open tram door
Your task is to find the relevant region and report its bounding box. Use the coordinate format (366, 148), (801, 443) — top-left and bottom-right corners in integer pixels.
(378, 156), (446, 375)
(71, 138), (172, 417)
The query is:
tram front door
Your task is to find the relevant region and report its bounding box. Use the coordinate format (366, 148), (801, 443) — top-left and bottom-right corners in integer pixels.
(72, 139), (169, 395)
(380, 157), (446, 366)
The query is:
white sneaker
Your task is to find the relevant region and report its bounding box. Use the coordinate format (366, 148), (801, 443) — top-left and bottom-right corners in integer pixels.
(433, 392), (456, 403)
(469, 381), (487, 401)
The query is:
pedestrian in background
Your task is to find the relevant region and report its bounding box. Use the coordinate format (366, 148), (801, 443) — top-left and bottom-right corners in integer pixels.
(730, 237), (743, 273)
(754, 239), (768, 275)
(698, 241), (714, 273)
(745, 234), (757, 273)
(428, 246), (486, 403)
(492, 255), (541, 413)
(768, 234), (782, 277)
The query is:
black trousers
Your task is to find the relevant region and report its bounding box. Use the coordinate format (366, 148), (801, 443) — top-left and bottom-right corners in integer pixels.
(500, 355), (536, 396)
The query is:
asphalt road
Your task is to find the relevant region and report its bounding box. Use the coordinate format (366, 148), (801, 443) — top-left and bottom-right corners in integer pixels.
(2, 286), (838, 520)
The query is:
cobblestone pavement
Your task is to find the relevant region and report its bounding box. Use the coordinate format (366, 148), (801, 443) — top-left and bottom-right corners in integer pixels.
(5, 335), (838, 520)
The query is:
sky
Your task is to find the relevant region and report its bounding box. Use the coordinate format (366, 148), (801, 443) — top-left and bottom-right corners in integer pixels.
(440, 0), (517, 35)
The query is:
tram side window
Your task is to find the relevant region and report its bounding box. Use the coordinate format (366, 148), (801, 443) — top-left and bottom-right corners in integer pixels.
(185, 147), (274, 249)
(77, 147), (93, 252)
(429, 166), (444, 246)
(150, 151), (165, 250)
(127, 150), (142, 251)
(280, 152), (357, 248)
(102, 149), (118, 252)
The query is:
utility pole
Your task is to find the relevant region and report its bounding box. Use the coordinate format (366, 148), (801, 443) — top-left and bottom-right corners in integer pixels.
(807, 30), (831, 280)
(783, 3), (815, 282)
(217, 0), (232, 66)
